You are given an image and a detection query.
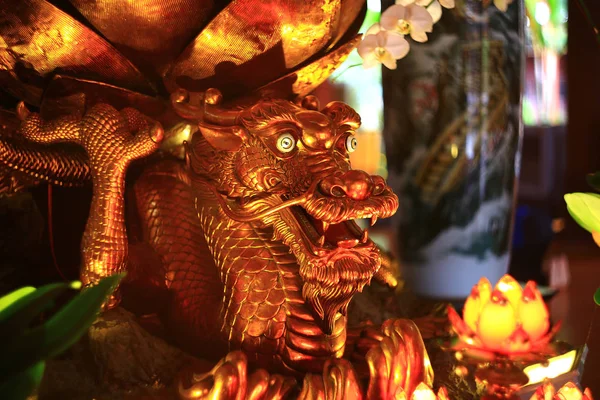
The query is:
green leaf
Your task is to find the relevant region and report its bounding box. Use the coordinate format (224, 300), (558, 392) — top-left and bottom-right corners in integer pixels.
(0, 281), (82, 342)
(595, 287), (600, 306)
(0, 362), (45, 400)
(0, 287), (36, 314)
(587, 171), (600, 192)
(0, 274), (123, 382)
(564, 193), (600, 233)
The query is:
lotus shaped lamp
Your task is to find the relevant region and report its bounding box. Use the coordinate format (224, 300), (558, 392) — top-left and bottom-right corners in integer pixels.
(530, 380), (594, 400)
(447, 275), (560, 357)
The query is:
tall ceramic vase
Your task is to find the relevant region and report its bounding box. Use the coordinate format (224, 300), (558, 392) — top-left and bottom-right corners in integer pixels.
(383, 0), (524, 299)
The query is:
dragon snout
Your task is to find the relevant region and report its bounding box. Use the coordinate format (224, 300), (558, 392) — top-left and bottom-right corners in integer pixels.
(318, 170), (386, 201)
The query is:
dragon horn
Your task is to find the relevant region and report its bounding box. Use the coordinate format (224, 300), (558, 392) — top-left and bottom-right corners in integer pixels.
(171, 88), (240, 126)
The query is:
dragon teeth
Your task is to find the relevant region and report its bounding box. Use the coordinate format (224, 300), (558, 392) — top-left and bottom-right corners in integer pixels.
(361, 229), (369, 243)
(322, 221), (330, 232)
(370, 216), (378, 226)
(318, 235), (325, 246)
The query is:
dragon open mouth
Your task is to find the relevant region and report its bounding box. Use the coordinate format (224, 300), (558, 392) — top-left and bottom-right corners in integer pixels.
(290, 206), (372, 253)
(290, 186), (397, 253)
(201, 177), (399, 333)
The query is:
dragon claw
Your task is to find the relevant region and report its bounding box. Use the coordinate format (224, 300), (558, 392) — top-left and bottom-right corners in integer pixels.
(16, 101), (30, 121)
(364, 319), (435, 400)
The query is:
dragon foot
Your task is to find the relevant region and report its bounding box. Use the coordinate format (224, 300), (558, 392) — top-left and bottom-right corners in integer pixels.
(177, 319), (438, 400)
(178, 351), (297, 400)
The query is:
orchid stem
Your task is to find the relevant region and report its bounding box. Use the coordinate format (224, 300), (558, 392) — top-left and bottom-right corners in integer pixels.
(331, 63), (364, 82)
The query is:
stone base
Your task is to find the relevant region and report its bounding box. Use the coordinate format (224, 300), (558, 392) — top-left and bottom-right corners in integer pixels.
(34, 308), (197, 400)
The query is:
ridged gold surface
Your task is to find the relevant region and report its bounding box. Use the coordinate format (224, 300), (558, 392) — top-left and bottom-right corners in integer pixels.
(255, 35), (362, 99)
(0, 0), (365, 102)
(0, 0), (154, 106)
(68, 0), (216, 75)
(164, 0), (345, 96)
(0, 136), (90, 190)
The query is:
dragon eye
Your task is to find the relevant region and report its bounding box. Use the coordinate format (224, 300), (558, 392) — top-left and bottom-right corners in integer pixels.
(276, 133), (296, 153)
(346, 135), (358, 153)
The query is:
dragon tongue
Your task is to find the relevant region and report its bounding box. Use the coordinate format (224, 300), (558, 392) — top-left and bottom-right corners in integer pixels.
(337, 238), (359, 248)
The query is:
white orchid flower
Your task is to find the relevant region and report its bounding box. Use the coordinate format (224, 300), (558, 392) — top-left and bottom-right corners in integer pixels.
(439, 0), (455, 8)
(493, 0), (513, 12)
(358, 24), (410, 70)
(380, 3), (434, 43)
(426, 1), (443, 23)
(396, 0), (454, 8)
(394, 0), (454, 23)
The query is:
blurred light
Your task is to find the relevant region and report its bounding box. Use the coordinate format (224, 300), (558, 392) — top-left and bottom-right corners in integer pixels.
(552, 218), (565, 233)
(177, 124), (192, 142)
(526, 16), (530, 27)
(367, 0), (381, 12)
(349, 130), (382, 175)
(450, 143), (458, 159)
(534, 1), (551, 26)
(523, 349), (577, 385)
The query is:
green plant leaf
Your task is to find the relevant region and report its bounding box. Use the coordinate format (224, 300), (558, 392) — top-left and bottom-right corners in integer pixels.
(587, 171), (600, 192)
(0, 281), (82, 342)
(0, 287), (36, 313)
(0, 362), (45, 400)
(595, 287), (600, 306)
(0, 273), (123, 382)
(564, 193), (600, 233)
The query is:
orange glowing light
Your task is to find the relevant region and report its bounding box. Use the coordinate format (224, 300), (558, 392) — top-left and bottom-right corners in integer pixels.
(448, 274), (557, 355)
(529, 380), (594, 400)
(402, 383), (450, 400)
(523, 350), (577, 385)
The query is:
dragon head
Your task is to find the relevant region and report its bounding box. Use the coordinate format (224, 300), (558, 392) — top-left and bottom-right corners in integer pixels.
(175, 89), (398, 333)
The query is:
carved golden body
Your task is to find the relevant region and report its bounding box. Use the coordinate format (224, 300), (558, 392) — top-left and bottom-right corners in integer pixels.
(0, 0), (435, 397)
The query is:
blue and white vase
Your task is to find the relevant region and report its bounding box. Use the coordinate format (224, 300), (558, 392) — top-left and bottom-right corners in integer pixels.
(383, 0), (525, 299)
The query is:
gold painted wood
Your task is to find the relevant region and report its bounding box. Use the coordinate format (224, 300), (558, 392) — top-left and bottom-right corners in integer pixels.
(0, 0), (154, 106)
(163, 0), (346, 96)
(68, 0), (217, 75)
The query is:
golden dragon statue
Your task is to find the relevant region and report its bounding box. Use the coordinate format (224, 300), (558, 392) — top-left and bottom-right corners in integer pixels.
(0, 0), (440, 398)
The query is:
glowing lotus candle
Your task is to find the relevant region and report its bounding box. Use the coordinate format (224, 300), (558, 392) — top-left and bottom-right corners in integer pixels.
(398, 383), (449, 400)
(529, 380), (594, 400)
(447, 274), (559, 355)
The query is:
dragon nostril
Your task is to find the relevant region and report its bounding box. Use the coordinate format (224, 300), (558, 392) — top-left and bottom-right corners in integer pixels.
(331, 186), (346, 197)
(373, 184), (385, 196)
(370, 175), (386, 196)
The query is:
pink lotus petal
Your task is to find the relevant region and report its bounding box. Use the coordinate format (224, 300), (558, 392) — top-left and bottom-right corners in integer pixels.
(410, 30), (428, 43)
(362, 53), (381, 69)
(358, 34), (378, 58)
(379, 51), (398, 69)
(365, 22), (383, 36)
(427, 0), (443, 23)
(381, 4), (407, 31)
(386, 32), (410, 59)
(374, 31), (392, 48)
(408, 4), (434, 32)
